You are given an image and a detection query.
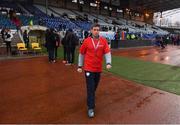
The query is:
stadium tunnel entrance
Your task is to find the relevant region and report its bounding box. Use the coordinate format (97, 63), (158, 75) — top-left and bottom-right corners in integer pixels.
(20, 25), (47, 45)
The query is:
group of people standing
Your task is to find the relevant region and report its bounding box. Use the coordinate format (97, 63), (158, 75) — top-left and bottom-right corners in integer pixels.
(45, 28), (79, 64)
(1, 28), (29, 56)
(171, 35), (180, 46)
(154, 34), (180, 49)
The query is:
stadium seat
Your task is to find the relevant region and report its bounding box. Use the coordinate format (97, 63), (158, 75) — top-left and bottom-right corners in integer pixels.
(31, 42), (42, 54)
(17, 43), (28, 55)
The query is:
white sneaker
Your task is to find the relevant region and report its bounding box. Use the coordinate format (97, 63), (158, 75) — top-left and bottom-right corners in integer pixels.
(53, 60), (56, 63)
(62, 60), (66, 64)
(65, 63), (71, 66)
(88, 109), (94, 118)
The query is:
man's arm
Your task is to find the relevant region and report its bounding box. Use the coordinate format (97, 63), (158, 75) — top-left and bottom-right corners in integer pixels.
(77, 39), (87, 73)
(104, 39), (112, 69)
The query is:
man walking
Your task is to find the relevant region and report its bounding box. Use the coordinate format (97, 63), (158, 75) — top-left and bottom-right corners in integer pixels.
(77, 24), (112, 118)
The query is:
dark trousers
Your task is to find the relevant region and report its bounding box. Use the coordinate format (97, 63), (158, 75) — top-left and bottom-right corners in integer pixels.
(67, 46), (75, 64)
(48, 47), (55, 61)
(63, 46), (67, 61)
(85, 71), (101, 109)
(25, 42), (29, 48)
(55, 47), (58, 60)
(5, 41), (11, 55)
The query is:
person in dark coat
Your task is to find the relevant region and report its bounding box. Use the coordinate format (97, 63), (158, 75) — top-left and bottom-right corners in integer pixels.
(54, 32), (61, 60)
(4, 29), (13, 55)
(65, 28), (79, 65)
(23, 30), (29, 48)
(156, 35), (165, 49)
(1, 27), (6, 42)
(61, 31), (69, 64)
(58, 24), (62, 31)
(45, 28), (57, 63)
(45, 29), (49, 51)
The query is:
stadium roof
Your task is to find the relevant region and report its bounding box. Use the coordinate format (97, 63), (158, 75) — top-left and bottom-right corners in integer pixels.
(100, 0), (180, 12)
(132, 0), (180, 12)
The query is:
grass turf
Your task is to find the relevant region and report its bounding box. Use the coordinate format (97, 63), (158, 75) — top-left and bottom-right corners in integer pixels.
(50, 46), (180, 95)
(108, 56), (180, 95)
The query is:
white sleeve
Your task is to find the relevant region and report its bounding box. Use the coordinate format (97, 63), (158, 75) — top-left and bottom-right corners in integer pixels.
(104, 52), (112, 65)
(78, 54), (84, 67)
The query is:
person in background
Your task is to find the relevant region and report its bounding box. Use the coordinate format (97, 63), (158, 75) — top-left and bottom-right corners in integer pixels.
(45, 29), (50, 50)
(45, 28), (56, 63)
(61, 30), (69, 64)
(156, 35), (165, 49)
(4, 29), (13, 55)
(1, 27), (6, 43)
(54, 31), (61, 61)
(51, 13), (54, 18)
(84, 30), (89, 39)
(58, 24), (62, 31)
(65, 29), (79, 65)
(23, 30), (29, 48)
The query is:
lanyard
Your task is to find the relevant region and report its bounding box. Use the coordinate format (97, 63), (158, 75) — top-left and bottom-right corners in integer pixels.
(91, 38), (100, 51)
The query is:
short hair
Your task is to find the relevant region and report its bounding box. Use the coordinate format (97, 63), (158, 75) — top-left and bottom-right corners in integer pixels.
(91, 23), (100, 29)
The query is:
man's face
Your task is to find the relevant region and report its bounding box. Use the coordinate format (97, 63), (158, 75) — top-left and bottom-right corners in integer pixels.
(91, 27), (100, 37)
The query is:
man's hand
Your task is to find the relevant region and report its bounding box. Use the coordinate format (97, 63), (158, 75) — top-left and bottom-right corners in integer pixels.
(106, 64), (112, 70)
(77, 68), (83, 73)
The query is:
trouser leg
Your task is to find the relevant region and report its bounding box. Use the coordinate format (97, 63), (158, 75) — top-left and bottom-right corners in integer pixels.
(85, 71), (96, 109)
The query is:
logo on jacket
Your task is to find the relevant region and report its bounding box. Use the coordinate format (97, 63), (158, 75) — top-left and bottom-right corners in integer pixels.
(86, 72), (90, 77)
